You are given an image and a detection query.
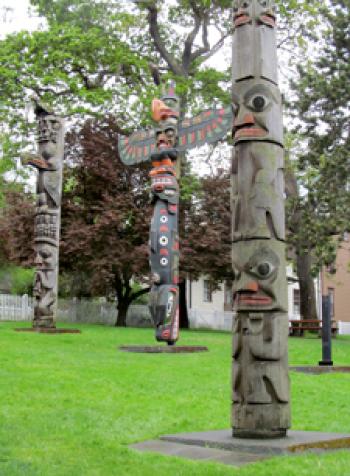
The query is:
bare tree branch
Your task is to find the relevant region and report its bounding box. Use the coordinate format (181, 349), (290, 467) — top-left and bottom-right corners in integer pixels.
(189, 15), (210, 63)
(146, 4), (184, 76)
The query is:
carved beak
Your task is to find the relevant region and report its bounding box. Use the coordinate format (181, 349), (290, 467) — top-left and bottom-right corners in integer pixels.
(234, 280), (273, 307)
(152, 99), (179, 122)
(233, 113), (267, 140)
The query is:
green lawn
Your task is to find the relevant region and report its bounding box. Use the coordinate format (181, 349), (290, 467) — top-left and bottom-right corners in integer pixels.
(1, 322), (350, 476)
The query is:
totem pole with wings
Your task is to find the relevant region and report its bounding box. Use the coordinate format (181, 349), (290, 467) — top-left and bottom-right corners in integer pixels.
(118, 83), (233, 345)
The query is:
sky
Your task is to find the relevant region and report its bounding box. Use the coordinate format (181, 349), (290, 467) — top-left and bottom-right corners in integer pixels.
(0, 0), (42, 38)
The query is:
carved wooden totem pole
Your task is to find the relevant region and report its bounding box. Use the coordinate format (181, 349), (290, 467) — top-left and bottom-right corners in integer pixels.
(119, 84), (232, 345)
(24, 102), (64, 329)
(231, 0), (291, 437)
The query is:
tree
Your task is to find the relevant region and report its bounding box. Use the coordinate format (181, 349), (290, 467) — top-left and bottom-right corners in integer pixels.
(0, 190), (35, 267)
(61, 117), (152, 326)
(182, 169), (232, 284)
(286, 0), (350, 319)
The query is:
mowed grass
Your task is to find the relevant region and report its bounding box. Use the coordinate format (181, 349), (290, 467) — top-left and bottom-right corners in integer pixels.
(0, 322), (350, 476)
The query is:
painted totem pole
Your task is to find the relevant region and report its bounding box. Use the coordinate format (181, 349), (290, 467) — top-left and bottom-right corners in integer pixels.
(119, 84), (233, 344)
(231, 0), (290, 437)
(23, 102), (64, 329)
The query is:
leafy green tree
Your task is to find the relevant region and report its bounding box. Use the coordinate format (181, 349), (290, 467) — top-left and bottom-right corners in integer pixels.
(286, 0), (350, 319)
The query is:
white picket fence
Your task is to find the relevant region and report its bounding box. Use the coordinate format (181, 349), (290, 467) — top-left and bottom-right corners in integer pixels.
(1, 294), (350, 335)
(0, 294), (33, 321)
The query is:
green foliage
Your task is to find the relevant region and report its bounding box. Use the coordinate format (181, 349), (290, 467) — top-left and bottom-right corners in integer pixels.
(0, 265), (34, 295)
(288, 0), (350, 272)
(131, 282), (149, 304)
(1, 323), (350, 475)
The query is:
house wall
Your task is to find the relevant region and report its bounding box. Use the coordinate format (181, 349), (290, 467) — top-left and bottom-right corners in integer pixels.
(321, 239), (350, 323)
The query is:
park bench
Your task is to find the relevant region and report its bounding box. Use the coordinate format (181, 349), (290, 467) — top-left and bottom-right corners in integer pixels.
(289, 319), (338, 337)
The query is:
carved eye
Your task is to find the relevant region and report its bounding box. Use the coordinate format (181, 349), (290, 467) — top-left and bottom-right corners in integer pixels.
(41, 249), (52, 259)
(251, 262), (275, 279)
(242, 1), (250, 7)
(259, 0), (268, 6)
(247, 94), (269, 112)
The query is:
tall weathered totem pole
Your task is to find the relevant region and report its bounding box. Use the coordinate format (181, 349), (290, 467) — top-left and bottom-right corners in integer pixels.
(23, 102), (64, 329)
(231, 0), (290, 437)
(119, 84), (233, 345)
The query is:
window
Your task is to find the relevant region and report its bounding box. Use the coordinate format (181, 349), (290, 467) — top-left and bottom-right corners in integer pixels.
(293, 289), (300, 315)
(328, 288), (335, 318)
(203, 280), (213, 303)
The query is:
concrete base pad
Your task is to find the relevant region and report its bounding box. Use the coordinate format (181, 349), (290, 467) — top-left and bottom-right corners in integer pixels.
(15, 328), (81, 334)
(131, 430), (350, 467)
(119, 345), (208, 353)
(290, 366), (350, 374)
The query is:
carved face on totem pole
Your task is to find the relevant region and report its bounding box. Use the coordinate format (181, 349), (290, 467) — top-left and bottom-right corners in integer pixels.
(233, 0), (276, 27)
(232, 80), (283, 145)
(37, 114), (63, 165)
(152, 93), (180, 152)
(232, 241), (287, 312)
(33, 243), (57, 294)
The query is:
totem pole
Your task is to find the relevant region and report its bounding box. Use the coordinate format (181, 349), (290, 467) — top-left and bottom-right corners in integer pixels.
(118, 84), (233, 344)
(23, 102), (64, 329)
(231, 0), (290, 437)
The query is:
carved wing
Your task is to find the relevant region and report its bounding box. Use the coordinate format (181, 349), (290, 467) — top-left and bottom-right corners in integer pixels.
(177, 106), (233, 151)
(118, 129), (156, 165)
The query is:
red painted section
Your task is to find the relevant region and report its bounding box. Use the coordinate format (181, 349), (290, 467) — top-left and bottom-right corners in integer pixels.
(169, 205), (177, 213)
(234, 14), (251, 27)
(260, 14), (276, 27)
(159, 225), (169, 232)
(160, 249), (169, 256)
(235, 127), (267, 139)
(191, 132), (196, 143)
(160, 209), (167, 215)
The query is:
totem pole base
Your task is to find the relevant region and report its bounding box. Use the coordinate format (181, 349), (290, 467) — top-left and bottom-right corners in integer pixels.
(119, 345), (208, 354)
(232, 403), (290, 439)
(131, 429), (350, 468)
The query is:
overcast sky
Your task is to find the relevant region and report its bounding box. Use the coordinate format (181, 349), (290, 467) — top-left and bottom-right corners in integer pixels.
(0, 0), (42, 38)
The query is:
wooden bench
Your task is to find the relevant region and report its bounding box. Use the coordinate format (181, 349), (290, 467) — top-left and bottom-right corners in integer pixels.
(289, 319), (338, 337)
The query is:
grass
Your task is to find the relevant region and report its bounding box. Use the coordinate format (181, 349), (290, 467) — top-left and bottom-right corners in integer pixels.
(0, 322), (350, 475)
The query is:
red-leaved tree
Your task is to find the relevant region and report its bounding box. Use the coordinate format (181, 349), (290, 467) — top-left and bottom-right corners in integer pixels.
(61, 117), (152, 326)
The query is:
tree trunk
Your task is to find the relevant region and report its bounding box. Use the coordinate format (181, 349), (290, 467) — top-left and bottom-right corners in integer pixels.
(115, 298), (129, 327)
(296, 251), (318, 320)
(179, 278), (189, 328)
